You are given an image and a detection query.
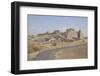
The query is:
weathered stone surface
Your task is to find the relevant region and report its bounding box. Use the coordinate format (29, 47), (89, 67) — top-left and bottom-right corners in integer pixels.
(29, 28), (84, 43)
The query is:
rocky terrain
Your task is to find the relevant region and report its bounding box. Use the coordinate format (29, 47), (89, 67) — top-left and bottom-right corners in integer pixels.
(28, 28), (88, 60)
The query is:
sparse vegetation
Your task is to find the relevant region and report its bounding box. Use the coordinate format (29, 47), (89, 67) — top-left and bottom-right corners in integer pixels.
(28, 28), (87, 60)
(52, 42), (57, 46)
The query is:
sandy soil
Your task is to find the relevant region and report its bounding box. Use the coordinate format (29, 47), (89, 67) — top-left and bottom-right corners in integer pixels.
(28, 43), (88, 61)
(55, 44), (88, 59)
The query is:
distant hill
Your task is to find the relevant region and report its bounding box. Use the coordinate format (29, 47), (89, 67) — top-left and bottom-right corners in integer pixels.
(28, 28), (85, 43)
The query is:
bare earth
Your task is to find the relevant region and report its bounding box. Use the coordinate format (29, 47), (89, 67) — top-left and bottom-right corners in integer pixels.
(55, 44), (88, 59)
(28, 43), (88, 61)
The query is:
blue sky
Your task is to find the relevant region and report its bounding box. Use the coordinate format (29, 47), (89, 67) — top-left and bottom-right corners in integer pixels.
(28, 15), (88, 36)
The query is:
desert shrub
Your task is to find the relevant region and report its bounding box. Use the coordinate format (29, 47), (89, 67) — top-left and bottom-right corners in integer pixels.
(45, 38), (50, 41)
(32, 45), (41, 51)
(28, 39), (42, 53)
(52, 42), (56, 46)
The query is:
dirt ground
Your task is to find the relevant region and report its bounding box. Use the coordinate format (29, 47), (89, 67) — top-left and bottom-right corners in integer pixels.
(55, 44), (88, 59)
